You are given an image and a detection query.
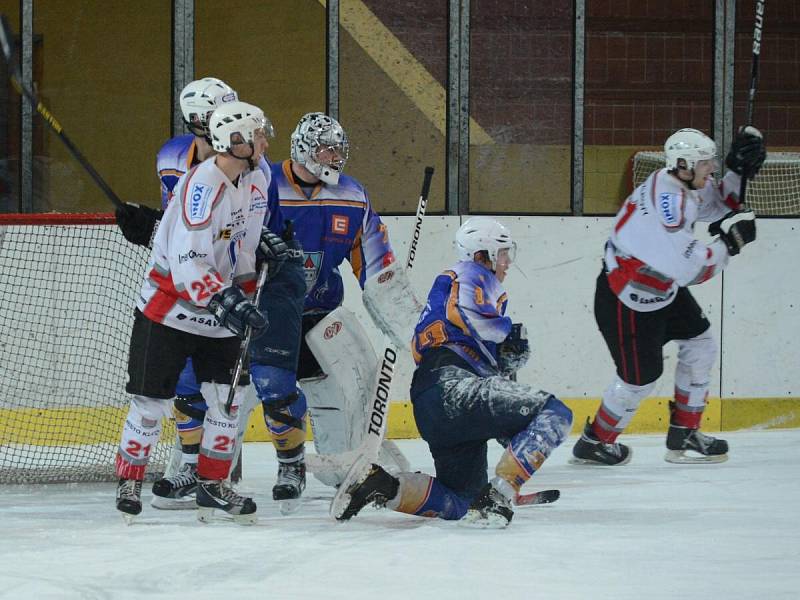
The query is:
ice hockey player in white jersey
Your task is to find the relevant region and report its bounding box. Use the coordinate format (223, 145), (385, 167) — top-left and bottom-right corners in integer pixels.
(114, 78), (286, 509)
(333, 218), (573, 528)
(114, 101), (274, 524)
(571, 126), (765, 466)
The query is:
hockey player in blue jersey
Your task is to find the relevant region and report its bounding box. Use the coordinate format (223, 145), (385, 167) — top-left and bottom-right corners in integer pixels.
(114, 78), (294, 509)
(249, 112), (422, 513)
(334, 217), (573, 528)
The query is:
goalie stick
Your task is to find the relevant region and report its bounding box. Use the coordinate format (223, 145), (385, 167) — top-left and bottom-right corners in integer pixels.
(0, 15), (124, 209)
(330, 166), (434, 519)
(738, 0), (766, 207)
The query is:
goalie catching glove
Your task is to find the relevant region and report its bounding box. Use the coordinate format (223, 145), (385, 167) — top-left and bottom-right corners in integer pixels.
(725, 125), (766, 180)
(208, 286), (267, 339)
(115, 203), (163, 247)
(256, 228), (290, 277)
(708, 209), (756, 256)
(497, 323), (530, 375)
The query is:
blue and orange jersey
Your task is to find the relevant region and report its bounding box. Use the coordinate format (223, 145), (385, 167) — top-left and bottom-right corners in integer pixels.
(271, 159), (395, 313)
(156, 134), (283, 233)
(412, 260), (512, 376)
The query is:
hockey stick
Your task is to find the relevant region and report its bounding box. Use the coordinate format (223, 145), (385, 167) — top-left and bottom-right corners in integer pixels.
(0, 14), (124, 208)
(224, 260), (270, 416)
(330, 166), (434, 519)
(514, 489), (560, 507)
(738, 0), (766, 207)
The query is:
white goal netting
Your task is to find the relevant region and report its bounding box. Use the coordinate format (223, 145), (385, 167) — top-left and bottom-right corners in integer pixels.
(0, 214), (175, 483)
(632, 151), (800, 216)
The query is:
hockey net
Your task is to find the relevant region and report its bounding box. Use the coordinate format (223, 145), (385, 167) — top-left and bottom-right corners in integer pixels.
(632, 151), (800, 216)
(0, 213), (175, 484)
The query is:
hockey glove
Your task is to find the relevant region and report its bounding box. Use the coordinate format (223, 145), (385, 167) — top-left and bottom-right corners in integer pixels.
(208, 286), (268, 339)
(115, 202), (163, 247)
(497, 323), (531, 375)
(725, 125), (766, 179)
(256, 228), (289, 277)
(708, 209), (756, 256)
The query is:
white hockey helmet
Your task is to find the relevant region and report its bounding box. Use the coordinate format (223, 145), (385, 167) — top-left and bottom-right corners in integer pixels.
(208, 101), (271, 155)
(179, 77), (238, 138)
(664, 128), (717, 171)
(455, 216), (516, 270)
(290, 112), (350, 185)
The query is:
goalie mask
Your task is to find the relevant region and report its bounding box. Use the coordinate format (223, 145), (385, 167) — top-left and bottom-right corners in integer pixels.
(664, 128), (718, 172)
(290, 112), (350, 185)
(179, 77), (239, 141)
(455, 216), (516, 271)
(209, 101), (273, 164)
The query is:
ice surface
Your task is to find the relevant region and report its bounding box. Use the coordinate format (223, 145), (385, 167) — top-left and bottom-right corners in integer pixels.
(1, 429), (798, 600)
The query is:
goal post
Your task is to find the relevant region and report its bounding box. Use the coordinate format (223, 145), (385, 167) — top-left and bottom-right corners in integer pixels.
(631, 151), (800, 216)
(0, 213), (175, 483)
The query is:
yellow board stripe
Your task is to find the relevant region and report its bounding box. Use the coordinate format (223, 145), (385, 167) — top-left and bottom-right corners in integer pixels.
(318, 0), (493, 145)
(2, 398), (798, 446)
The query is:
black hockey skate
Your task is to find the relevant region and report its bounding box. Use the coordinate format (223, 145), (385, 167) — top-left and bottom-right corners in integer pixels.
(196, 480), (257, 525)
(570, 419), (632, 466)
(116, 478), (143, 525)
(150, 462), (198, 510)
(461, 481), (514, 529)
(273, 459), (306, 515)
(665, 425), (729, 464)
(334, 464), (400, 521)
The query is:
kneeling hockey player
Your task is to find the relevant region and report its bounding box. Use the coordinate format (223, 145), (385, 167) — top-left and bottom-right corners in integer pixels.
(334, 217), (573, 528)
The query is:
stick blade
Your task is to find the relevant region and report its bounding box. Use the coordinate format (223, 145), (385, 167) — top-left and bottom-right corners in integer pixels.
(0, 14), (15, 63)
(514, 489), (560, 507)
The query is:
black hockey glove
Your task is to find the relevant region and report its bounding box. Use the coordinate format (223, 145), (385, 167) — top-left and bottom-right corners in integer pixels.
(256, 227), (289, 277)
(115, 202), (163, 247)
(208, 286), (268, 339)
(497, 323), (530, 375)
(708, 209), (756, 256)
(725, 125), (766, 179)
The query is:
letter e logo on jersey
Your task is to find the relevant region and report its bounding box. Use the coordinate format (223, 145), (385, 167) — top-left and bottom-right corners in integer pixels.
(331, 215), (349, 235)
(189, 182), (214, 222)
(658, 192), (682, 228)
(324, 321), (343, 340)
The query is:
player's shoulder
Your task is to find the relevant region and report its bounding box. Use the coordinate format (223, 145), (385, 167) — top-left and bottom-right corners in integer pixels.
(180, 159), (226, 226)
(157, 134), (194, 165)
(651, 170), (687, 229)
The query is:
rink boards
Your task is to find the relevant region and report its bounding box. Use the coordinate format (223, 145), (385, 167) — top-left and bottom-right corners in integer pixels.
(1, 216), (798, 446)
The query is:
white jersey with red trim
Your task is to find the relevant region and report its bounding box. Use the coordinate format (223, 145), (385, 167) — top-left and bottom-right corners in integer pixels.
(605, 168), (743, 312)
(136, 156), (270, 336)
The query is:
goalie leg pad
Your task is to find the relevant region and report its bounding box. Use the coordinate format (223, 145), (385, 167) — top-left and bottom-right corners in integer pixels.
(115, 395), (172, 480)
(672, 330), (717, 428)
(303, 307), (378, 456)
(198, 382), (245, 480)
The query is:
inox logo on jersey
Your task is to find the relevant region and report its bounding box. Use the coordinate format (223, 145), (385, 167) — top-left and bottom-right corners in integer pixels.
(189, 182), (213, 220)
(659, 193), (680, 225)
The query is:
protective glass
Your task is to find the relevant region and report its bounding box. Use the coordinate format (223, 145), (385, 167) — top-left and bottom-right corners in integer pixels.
(496, 243), (516, 267)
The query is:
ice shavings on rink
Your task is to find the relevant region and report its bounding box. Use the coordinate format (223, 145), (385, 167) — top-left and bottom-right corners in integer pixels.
(1, 429), (799, 600)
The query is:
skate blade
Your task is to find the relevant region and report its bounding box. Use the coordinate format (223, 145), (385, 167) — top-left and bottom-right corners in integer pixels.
(568, 448), (633, 466)
(120, 513), (137, 526)
(279, 499), (302, 516)
(664, 450), (728, 464)
(150, 495), (197, 510)
(459, 510), (510, 529)
(197, 506), (258, 526)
